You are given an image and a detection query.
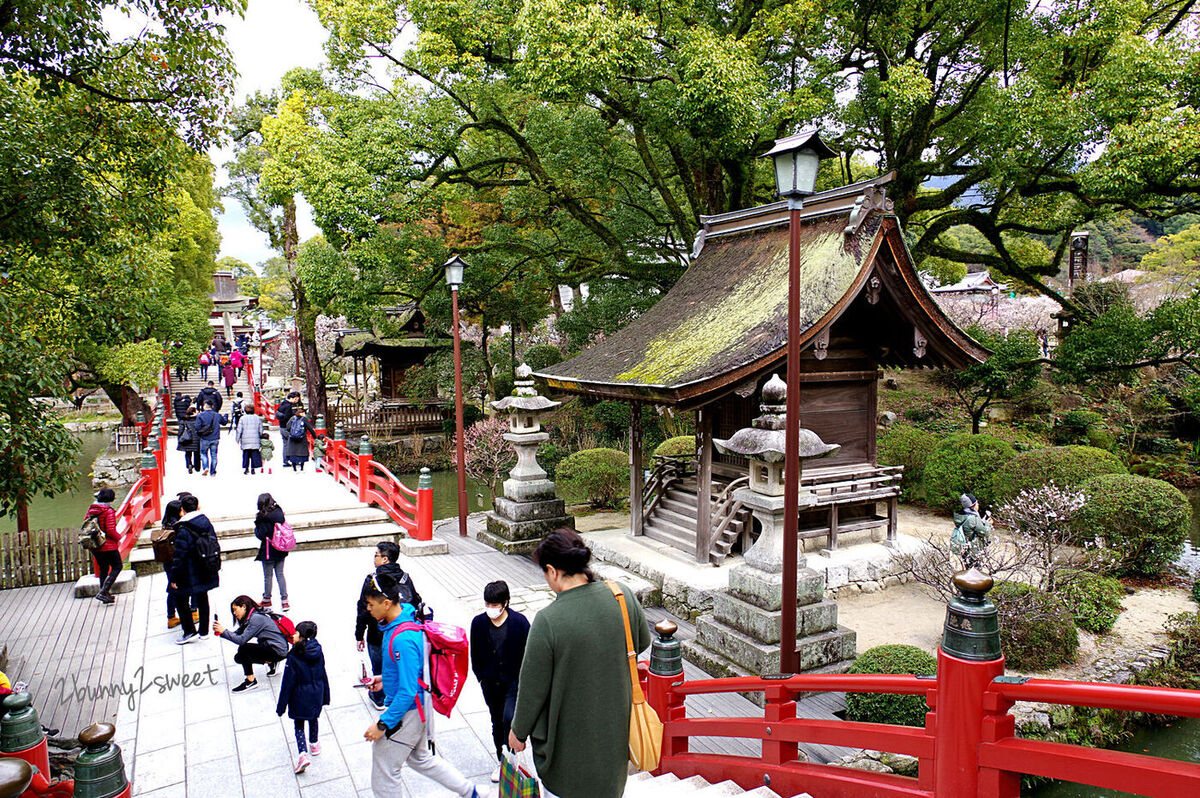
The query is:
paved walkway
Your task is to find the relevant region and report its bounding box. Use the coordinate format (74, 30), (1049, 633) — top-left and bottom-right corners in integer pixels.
(119, 543), (545, 797)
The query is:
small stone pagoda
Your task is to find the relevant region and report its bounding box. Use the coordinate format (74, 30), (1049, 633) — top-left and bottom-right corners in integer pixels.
(481, 364), (575, 554)
(683, 375), (857, 682)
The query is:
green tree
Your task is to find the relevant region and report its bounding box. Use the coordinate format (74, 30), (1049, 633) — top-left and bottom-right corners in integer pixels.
(0, 295), (79, 533)
(307, 0), (1200, 315)
(932, 328), (1040, 433)
(2, 2), (237, 420)
(1141, 223), (1200, 278)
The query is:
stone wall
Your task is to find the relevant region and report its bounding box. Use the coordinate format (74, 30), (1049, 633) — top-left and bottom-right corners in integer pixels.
(586, 536), (714, 620)
(807, 534), (924, 599)
(91, 448), (144, 489)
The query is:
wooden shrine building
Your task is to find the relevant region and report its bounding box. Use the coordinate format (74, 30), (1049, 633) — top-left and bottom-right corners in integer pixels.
(536, 176), (987, 563)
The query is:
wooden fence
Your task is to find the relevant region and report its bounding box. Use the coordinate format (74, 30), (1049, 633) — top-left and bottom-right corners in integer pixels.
(336, 401), (451, 438)
(0, 528), (94, 589)
(113, 424), (144, 452)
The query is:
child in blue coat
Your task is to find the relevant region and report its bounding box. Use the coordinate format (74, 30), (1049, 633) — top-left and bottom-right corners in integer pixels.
(276, 621), (331, 773)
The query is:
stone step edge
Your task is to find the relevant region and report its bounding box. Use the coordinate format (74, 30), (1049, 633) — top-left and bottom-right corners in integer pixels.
(130, 522), (409, 574)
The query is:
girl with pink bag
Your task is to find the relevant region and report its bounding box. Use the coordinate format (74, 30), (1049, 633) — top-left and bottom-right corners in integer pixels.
(254, 493), (291, 611)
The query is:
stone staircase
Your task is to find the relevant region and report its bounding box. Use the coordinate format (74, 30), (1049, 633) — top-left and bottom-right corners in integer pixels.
(644, 476), (753, 564)
(128, 498), (403, 575)
(165, 369), (255, 430)
(624, 771), (811, 797)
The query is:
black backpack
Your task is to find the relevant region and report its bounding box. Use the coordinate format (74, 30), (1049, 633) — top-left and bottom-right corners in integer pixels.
(189, 524), (222, 580)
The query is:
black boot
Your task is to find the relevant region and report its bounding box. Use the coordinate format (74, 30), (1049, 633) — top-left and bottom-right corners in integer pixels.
(96, 569), (119, 604)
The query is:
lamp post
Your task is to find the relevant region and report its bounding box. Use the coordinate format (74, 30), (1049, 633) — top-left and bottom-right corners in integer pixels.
(445, 255), (469, 537)
(762, 129), (835, 673)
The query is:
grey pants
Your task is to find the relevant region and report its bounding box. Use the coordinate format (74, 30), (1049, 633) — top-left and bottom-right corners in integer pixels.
(371, 708), (474, 797)
(262, 559), (287, 601)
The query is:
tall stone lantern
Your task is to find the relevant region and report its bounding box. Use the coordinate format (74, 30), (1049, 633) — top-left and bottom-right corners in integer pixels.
(480, 364), (575, 554)
(683, 374), (857, 686)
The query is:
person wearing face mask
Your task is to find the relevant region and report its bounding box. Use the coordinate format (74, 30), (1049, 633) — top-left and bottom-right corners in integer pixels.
(469, 580), (529, 783)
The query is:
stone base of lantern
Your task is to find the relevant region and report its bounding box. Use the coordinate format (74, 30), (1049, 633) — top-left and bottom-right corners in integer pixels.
(682, 562), (856, 691)
(481, 496), (575, 556)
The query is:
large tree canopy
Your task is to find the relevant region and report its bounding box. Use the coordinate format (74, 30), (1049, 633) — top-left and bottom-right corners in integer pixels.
(299, 0), (1198, 310)
(1, 0), (236, 448)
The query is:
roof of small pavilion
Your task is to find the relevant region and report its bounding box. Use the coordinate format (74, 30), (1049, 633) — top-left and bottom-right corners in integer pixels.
(537, 175), (987, 406)
(333, 305), (448, 358)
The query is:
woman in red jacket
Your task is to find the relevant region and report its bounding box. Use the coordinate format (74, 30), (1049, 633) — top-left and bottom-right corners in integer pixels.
(86, 488), (123, 605)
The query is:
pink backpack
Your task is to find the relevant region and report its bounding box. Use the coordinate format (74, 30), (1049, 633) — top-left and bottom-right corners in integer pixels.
(388, 620), (469, 718)
(268, 521), (296, 553)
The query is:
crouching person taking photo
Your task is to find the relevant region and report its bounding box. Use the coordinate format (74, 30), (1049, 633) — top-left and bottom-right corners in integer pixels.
(214, 595), (289, 693)
(362, 573), (480, 798)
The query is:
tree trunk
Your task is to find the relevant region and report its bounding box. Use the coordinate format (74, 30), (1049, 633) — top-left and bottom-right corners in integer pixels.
(282, 197), (329, 422)
(102, 382), (152, 426)
(971, 409), (983, 435)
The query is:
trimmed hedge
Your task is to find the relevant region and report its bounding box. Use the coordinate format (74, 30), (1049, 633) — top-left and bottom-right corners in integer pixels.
(1056, 570), (1125, 634)
(845, 644), (937, 728)
(1073, 474), (1192, 577)
(878, 425), (940, 502)
(555, 448), (629, 508)
(993, 581), (1078, 671)
(923, 433), (1016, 510)
(653, 435), (696, 459)
(523, 343), (564, 372)
(991, 446), (1126, 503)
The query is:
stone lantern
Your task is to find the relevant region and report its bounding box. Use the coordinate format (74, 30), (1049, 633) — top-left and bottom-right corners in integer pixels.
(480, 364), (575, 554)
(713, 374), (838, 572)
(684, 374), (856, 686)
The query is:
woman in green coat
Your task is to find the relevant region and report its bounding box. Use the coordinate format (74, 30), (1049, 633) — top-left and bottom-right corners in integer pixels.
(509, 529), (651, 798)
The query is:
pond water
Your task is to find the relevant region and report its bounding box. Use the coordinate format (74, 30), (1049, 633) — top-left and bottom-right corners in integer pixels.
(393, 467), (490, 521)
(0, 429), (111, 534)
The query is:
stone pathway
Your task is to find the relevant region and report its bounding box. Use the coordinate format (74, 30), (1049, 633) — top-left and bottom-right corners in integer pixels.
(119, 545), (522, 797)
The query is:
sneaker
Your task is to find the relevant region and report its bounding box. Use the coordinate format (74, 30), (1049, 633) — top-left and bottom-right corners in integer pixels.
(231, 679), (258, 693)
(310, 742), (321, 756)
(167, 617), (180, 629)
(294, 752), (310, 774)
(267, 662), (278, 676)
(490, 763), (501, 783)
(281, 599), (290, 611)
(261, 598), (272, 610)
(95, 593), (114, 605)
(176, 633), (198, 646)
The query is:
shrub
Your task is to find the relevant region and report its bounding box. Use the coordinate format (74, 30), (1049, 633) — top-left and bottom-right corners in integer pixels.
(845, 645), (937, 728)
(523, 344), (564, 372)
(923, 433), (1016, 511)
(653, 435), (696, 459)
(537, 441), (568, 480)
(1192, 581), (1200, 605)
(1056, 570), (1125, 634)
(991, 446), (1126, 503)
(992, 581), (1079, 671)
(878, 425), (940, 502)
(555, 448), (629, 508)
(1072, 474), (1192, 577)
(1052, 409), (1106, 446)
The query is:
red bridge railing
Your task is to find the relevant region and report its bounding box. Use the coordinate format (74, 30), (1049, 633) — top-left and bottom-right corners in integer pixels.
(643, 606), (1200, 797)
(319, 430), (433, 541)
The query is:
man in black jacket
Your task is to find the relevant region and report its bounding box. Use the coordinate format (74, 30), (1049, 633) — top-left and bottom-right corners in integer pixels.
(196, 381), (223, 414)
(355, 541), (421, 709)
(173, 392), (192, 422)
(274, 391), (300, 430)
(469, 580), (530, 782)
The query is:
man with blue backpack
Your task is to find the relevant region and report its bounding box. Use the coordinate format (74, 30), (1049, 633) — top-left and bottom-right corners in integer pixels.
(361, 572), (479, 798)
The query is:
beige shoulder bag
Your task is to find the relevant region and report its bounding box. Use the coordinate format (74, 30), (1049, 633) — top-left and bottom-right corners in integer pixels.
(606, 580), (663, 771)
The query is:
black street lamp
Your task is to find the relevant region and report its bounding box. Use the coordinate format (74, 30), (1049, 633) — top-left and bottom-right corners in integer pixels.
(445, 255), (469, 537)
(761, 129), (836, 673)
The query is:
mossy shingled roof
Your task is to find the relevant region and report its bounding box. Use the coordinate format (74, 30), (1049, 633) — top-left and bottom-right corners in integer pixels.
(540, 212), (877, 400)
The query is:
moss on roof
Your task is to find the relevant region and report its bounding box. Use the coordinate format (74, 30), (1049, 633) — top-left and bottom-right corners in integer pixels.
(541, 213), (875, 395)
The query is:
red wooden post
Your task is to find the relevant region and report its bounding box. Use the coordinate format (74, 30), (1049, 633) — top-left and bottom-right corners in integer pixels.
(415, 467), (434, 540)
(331, 425), (346, 484)
(762, 684), (799, 767)
(932, 571), (1012, 798)
(142, 449), (161, 518)
(357, 435), (372, 500)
